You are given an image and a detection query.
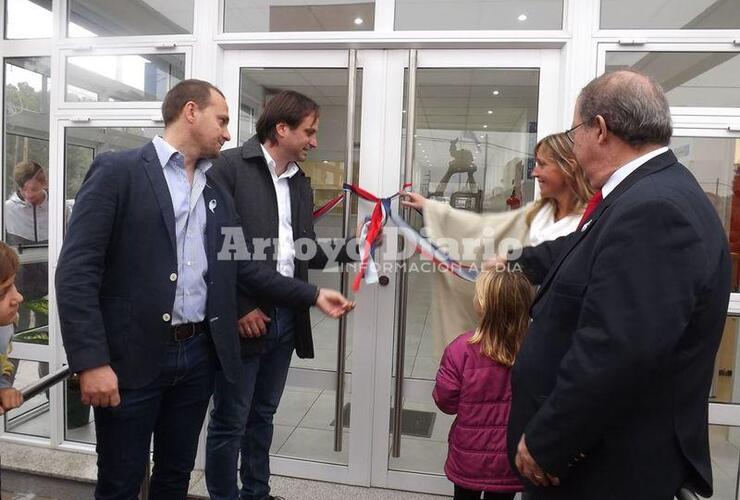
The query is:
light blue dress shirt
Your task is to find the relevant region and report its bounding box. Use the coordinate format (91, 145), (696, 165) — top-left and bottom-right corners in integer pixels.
(152, 135), (210, 325)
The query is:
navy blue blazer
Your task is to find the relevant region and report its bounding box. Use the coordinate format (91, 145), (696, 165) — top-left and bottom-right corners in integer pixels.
(507, 151), (730, 499)
(56, 142), (318, 389)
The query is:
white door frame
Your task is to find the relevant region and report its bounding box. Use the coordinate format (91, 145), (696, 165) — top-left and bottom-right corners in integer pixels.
(368, 48), (562, 495)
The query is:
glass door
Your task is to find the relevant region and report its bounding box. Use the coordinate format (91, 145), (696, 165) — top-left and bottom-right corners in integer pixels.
(370, 49), (561, 496)
(219, 49), (373, 485)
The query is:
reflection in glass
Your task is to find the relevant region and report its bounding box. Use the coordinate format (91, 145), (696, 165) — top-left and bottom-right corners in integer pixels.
(601, 0), (740, 29)
(395, 0), (563, 30)
(225, 0), (375, 32)
(236, 67), (361, 464)
(66, 54), (185, 103)
(3, 58), (51, 345)
(606, 52), (740, 108)
(5, 0), (53, 39)
(390, 67), (540, 476)
(64, 127), (163, 228)
(2, 360), (50, 438)
(68, 0), (194, 37)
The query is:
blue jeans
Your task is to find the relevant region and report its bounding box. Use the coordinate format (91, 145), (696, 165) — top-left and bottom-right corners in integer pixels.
(205, 307), (295, 500)
(93, 332), (215, 500)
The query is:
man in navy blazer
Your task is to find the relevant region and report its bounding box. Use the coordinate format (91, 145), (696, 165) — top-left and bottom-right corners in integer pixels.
(55, 79), (352, 500)
(504, 71), (730, 499)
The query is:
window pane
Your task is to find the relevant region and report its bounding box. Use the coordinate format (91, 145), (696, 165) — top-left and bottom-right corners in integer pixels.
(2, 359), (50, 439)
(65, 54), (185, 103)
(64, 376), (95, 444)
(395, 0), (563, 31)
(601, 0), (740, 29)
(605, 52), (740, 108)
(5, 0), (52, 39)
(64, 127), (163, 232)
(3, 57), (51, 345)
(68, 0), (194, 37)
(224, 0), (375, 32)
(671, 136), (737, 290)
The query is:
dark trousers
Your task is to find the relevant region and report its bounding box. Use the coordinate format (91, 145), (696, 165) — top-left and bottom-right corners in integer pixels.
(206, 307), (295, 500)
(454, 484), (516, 500)
(93, 332), (215, 500)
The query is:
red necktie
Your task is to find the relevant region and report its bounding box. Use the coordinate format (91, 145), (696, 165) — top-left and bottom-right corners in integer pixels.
(578, 190), (602, 229)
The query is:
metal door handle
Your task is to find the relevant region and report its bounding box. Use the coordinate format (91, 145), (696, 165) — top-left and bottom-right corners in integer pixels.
(392, 49), (418, 458)
(334, 49), (357, 453)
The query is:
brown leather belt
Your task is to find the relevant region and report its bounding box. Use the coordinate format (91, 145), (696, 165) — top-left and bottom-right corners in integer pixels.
(169, 321), (208, 342)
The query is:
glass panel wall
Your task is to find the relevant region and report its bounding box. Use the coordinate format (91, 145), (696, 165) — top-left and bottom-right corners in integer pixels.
(236, 66), (361, 464)
(605, 52), (740, 109)
(68, 0), (194, 37)
(601, 0), (740, 30)
(224, 0), (375, 32)
(66, 53), (186, 103)
(3, 57), (51, 348)
(390, 66), (540, 474)
(4, 0), (52, 39)
(395, 0), (563, 31)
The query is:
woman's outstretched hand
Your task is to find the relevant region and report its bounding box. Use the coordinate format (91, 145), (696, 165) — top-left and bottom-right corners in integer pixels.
(400, 192), (428, 212)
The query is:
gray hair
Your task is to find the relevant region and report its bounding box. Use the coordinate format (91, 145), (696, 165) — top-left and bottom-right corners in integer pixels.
(578, 70), (672, 148)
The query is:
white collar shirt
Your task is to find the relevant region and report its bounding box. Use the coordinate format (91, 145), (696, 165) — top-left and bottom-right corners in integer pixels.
(601, 146), (669, 199)
(261, 144), (300, 278)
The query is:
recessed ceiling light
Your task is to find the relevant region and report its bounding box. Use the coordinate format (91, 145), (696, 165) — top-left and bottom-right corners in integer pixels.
(518, 14), (528, 22)
(323, 160), (330, 163)
(487, 110), (493, 114)
(492, 90), (500, 96)
(483, 125), (488, 129)
(354, 17), (364, 25)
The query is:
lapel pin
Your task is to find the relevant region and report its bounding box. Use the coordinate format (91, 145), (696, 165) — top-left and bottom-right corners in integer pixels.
(209, 199), (217, 214)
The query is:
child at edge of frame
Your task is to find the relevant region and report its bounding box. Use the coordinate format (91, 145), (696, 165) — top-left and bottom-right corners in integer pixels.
(0, 240), (26, 491)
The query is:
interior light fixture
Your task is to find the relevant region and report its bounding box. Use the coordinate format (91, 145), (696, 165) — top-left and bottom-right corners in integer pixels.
(487, 110), (493, 114)
(492, 90), (500, 96)
(518, 14), (528, 22)
(483, 125), (488, 129)
(354, 17), (364, 25)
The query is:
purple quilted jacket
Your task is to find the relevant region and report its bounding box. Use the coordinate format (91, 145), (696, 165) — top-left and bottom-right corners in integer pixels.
(433, 331), (523, 493)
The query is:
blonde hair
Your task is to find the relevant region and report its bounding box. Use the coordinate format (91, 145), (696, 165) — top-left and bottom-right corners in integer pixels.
(469, 269), (533, 366)
(525, 132), (594, 226)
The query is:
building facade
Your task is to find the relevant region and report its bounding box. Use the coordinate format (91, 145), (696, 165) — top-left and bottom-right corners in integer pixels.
(1, 0), (739, 497)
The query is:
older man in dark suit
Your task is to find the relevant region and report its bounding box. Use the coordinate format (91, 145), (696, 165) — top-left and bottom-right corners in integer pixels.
(55, 79), (352, 500)
(505, 70), (730, 499)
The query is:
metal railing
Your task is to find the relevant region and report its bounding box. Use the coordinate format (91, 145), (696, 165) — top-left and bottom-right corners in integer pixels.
(15, 366), (151, 500)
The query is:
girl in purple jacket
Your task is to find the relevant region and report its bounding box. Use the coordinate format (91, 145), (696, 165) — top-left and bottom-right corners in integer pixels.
(433, 269), (532, 500)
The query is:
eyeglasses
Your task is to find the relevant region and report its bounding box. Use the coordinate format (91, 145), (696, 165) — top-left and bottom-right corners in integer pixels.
(565, 122), (585, 144)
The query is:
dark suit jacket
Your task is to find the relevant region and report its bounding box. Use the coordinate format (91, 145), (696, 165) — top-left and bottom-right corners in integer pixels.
(55, 142), (319, 389)
(507, 150), (730, 499)
(208, 136), (353, 358)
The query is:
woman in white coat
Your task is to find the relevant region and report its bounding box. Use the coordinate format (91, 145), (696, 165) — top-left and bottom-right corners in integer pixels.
(402, 132), (594, 354)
